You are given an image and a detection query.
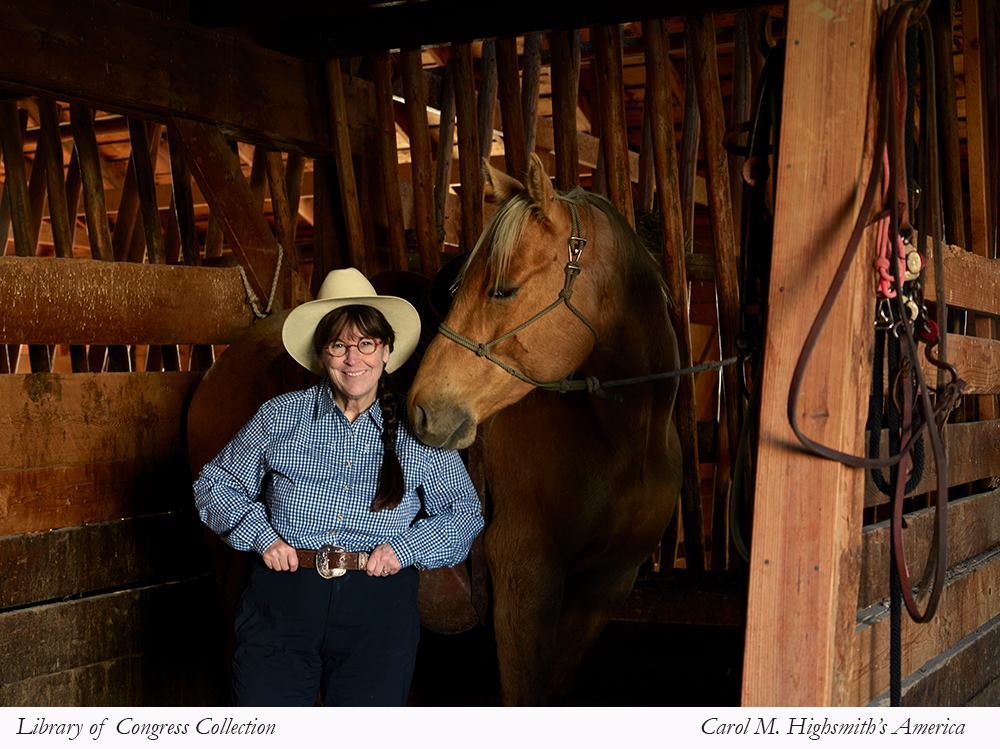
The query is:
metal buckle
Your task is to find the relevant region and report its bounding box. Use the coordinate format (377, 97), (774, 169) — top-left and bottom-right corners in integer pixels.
(316, 544), (346, 579)
(315, 545), (370, 579)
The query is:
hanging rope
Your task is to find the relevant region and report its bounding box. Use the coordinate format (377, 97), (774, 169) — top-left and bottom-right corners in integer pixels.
(238, 242), (285, 319)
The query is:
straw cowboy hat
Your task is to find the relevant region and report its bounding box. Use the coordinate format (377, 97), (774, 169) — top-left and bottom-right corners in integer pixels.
(281, 267), (421, 375)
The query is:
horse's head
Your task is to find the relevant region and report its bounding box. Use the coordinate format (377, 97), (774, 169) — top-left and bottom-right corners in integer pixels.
(409, 154), (612, 449)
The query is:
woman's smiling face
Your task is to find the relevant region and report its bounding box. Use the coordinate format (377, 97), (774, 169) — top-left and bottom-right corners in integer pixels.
(322, 323), (390, 415)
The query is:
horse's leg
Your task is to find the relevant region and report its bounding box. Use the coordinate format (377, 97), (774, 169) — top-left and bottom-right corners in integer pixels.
(485, 526), (565, 706)
(546, 565), (640, 702)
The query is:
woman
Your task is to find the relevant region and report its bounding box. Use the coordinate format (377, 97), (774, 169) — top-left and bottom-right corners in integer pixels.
(193, 267), (484, 706)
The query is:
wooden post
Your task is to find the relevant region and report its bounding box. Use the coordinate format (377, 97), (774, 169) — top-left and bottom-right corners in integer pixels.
(128, 119), (166, 265)
(400, 48), (438, 275)
(495, 36), (528, 181)
(961, 0), (998, 423)
(452, 42), (484, 254)
(930, 0), (965, 249)
(549, 28), (582, 191)
(680, 25), (701, 251)
(644, 17), (704, 572)
(691, 15), (742, 473)
(592, 24), (634, 226)
(69, 103), (114, 262)
(743, 0), (877, 706)
(434, 64), (456, 251)
(324, 59), (367, 273)
(521, 33), (542, 157)
(373, 52), (408, 272)
(38, 98), (88, 373)
(477, 39), (498, 164)
(37, 99), (73, 259)
(0, 102), (36, 257)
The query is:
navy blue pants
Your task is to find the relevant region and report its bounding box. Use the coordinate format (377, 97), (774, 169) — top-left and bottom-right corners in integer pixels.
(231, 561), (420, 706)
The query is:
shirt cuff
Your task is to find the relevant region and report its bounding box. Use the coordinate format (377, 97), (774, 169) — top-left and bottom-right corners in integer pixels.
(253, 526), (281, 556)
(388, 535), (418, 569)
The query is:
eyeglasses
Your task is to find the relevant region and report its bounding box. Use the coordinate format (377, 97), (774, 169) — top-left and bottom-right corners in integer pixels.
(324, 338), (380, 358)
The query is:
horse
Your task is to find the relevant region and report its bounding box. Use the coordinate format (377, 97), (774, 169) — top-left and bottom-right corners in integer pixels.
(407, 153), (683, 705)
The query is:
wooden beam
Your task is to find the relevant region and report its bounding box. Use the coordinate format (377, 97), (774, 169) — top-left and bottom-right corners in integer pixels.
(324, 60), (367, 272)
(265, 150), (299, 276)
(434, 65), (456, 251)
(0, 256), (254, 345)
(549, 28), (581, 191)
(400, 48), (438, 276)
(127, 119), (166, 264)
(521, 33), (543, 157)
(743, 0), (878, 706)
(644, 17), (705, 574)
(691, 15), (743, 476)
(69, 104), (114, 262)
(864, 420), (1000, 507)
(850, 549), (1000, 704)
(859, 488), (1000, 610)
(170, 118), (281, 309)
(923, 242), (1000, 317)
(452, 42), (484, 253)
(0, 101), (35, 256)
(961, 0), (994, 257)
(495, 36), (529, 182)
(0, 514), (208, 609)
(0, 372), (201, 535)
(373, 53), (408, 272)
(0, 0), (337, 153)
(0, 579), (219, 703)
(888, 612), (1000, 706)
(592, 24), (634, 225)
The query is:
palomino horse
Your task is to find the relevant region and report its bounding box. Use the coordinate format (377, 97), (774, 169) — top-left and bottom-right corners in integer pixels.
(408, 154), (683, 705)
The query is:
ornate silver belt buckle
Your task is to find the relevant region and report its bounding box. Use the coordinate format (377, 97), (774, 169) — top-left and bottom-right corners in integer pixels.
(316, 544), (346, 579)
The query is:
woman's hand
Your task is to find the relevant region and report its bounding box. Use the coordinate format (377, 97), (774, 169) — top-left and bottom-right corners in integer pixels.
(366, 543), (401, 577)
(262, 538), (299, 571)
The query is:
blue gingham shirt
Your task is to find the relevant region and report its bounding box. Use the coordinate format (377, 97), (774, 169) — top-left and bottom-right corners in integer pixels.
(192, 382), (484, 570)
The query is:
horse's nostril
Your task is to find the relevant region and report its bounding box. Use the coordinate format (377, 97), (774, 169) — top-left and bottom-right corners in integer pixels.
(411, 404), (428, 436)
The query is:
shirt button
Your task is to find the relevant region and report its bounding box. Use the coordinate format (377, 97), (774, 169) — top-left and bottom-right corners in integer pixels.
(344, 484), (349, 491)
(345, 460), (352, 468)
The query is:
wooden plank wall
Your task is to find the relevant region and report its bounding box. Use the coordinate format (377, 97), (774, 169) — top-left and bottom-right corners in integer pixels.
(0, 91), (298, 702)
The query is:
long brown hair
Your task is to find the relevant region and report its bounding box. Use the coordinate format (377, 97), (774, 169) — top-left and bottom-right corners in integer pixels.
(313, 305), (404, 511)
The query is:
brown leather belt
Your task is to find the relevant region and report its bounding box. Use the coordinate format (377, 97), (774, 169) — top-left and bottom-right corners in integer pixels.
(296, 545), (369, 579)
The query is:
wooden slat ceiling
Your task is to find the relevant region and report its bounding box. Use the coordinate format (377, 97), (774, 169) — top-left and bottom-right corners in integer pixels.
(3, 0), (791, 262)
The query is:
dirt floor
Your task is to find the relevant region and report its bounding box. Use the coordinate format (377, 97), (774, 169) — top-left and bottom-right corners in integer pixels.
(409, 620), (744, 706)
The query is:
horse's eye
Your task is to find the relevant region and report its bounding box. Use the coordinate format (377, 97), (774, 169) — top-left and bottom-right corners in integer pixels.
(489, 287), (518, 299)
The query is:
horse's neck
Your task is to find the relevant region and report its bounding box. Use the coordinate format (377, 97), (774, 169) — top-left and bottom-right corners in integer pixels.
(578, 276), (678, 433)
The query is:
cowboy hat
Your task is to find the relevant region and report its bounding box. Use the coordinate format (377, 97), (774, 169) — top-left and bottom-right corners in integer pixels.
(281, 268), (421, 374)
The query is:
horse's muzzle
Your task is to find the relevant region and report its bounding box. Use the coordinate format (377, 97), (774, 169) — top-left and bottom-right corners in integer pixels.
(409, 401), (477, 450)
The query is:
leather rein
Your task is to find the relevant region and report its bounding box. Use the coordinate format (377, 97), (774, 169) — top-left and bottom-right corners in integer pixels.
(437, 199), (737, 396)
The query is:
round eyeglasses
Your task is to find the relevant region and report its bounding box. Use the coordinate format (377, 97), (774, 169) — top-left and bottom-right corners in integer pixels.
(324, 338), (380, 358)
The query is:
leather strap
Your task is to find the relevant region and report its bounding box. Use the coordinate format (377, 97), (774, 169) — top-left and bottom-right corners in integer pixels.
(296, 548), (367, 571)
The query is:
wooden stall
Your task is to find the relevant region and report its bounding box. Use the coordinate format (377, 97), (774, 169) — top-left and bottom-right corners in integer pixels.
(0, 0), (998, 706)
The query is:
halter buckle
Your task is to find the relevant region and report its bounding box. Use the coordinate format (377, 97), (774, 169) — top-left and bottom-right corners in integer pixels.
(568, 236), (587, 263)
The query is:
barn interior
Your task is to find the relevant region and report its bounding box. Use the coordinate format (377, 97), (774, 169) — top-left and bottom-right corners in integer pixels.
(1, 0), (999, 706)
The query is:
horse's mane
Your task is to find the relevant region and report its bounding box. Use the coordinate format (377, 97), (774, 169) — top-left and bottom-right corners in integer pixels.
(457, 186), (671, 311)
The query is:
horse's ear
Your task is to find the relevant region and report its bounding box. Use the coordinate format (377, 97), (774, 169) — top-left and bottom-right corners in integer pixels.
(525, 153), (556, 218)
(483, 157), (524, 203)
